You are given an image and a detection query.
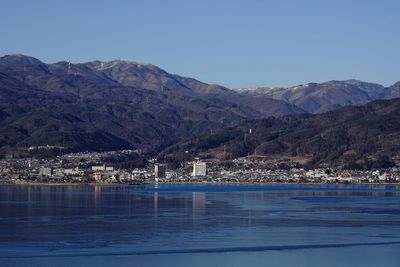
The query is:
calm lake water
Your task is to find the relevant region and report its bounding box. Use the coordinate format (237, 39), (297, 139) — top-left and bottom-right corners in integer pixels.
(1, 183), (400, 267)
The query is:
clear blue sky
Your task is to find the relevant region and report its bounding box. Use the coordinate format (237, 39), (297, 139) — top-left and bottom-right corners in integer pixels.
(1, 0), (399, 88)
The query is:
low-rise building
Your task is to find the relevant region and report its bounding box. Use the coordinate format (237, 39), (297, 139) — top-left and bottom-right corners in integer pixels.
(92, 165), (114, 171)
(39, 167), (53, 176)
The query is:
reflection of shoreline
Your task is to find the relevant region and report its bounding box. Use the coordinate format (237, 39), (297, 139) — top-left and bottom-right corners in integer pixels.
(2, 182), (400, 197)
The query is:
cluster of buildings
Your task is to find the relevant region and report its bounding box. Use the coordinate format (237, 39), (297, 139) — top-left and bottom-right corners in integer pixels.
(0, 152), (210, 184)
(0, 150), (400, 184)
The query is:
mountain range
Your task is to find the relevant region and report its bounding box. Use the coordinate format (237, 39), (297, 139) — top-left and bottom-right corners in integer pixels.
(0, 54), (399, 158)
(235, 80), (400, 113)
(0, 54), (301, 155)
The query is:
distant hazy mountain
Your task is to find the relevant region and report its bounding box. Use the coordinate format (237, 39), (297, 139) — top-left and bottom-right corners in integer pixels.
(0, 54), (302, 155)
(235, 80), (400, 113)
(160, 98), (400, 169)
(383, 81), (400, 100)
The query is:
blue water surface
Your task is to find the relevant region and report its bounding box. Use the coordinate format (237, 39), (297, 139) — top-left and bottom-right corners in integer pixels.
(0, 183), (400, 266)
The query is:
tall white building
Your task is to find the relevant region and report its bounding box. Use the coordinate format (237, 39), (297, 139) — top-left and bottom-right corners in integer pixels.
(192, 162), (207, 177)
(154, 164), (166, 178)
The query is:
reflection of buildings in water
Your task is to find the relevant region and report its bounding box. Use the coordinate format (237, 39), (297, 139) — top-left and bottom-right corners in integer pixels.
(192, 192), (206, 225)
(153, 191), (159, 230)
(154, 192), (158, 211)
(94, 185), (102, 194)
(192, 192), (205, 210)
(94, 185), (102, 203)
(27, 186), (31, 202)
(154, 184), (159, 217)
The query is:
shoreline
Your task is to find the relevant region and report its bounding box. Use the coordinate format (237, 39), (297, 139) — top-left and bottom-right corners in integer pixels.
(1, 181), (399, 186)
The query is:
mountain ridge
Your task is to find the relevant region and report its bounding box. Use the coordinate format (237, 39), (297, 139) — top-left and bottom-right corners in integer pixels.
(0, 54), (398, 157)
(0, 54), (301, 156)
(234, 79), (399, 113)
